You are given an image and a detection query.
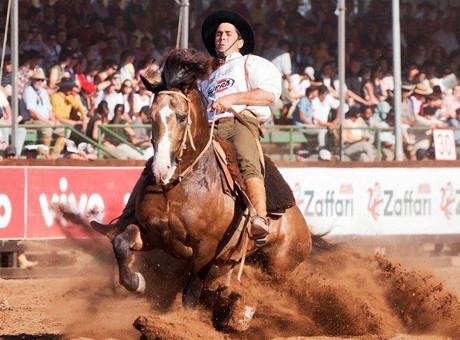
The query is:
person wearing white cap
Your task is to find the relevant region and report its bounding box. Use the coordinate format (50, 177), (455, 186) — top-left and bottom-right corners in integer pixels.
(22, 67), (66, 155)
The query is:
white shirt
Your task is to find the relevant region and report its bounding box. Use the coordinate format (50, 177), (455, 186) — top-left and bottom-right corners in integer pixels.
(0, 90), (9, 108)
(322, 76), (348, 94)
(133, 93), (153, 113)
(289, 74), (311, 98)
(103, 91), (124, 121)
(200, 52), (281, 122)
(312, 95), (340, 123)
(270, 51), (292, 76)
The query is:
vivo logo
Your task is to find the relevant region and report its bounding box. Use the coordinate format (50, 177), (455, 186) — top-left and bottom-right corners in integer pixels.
(0, 194), (12, 229)
(38, 177), (105, 227)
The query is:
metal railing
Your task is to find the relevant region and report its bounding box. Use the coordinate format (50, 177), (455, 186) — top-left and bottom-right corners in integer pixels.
(1, 123), (459, 161)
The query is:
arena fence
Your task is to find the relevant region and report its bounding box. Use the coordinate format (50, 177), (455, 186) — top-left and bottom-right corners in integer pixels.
(0, 161), (459, 240)
(1, 124), (459, 160)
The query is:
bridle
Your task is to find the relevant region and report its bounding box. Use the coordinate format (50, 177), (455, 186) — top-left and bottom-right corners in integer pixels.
(153, 90), (216, 185)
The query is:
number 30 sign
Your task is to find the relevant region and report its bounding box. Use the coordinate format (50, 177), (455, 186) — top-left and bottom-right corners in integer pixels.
(433, 129), (457, 160)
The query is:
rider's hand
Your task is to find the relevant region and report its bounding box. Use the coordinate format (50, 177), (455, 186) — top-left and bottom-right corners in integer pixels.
(211, 95), (235, 113)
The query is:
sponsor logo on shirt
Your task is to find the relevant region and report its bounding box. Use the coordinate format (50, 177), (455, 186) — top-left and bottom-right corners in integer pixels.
(207, 78), (235, 97)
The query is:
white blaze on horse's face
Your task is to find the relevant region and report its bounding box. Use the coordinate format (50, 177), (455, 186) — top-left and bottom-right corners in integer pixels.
(151, 94), (189, 185)
(153, 104), (177, 184)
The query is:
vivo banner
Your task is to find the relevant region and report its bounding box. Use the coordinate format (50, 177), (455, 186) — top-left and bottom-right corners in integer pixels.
(0, 166), (459, 239)
(281, 167), (460, 235)
(0, 166), (140, 240)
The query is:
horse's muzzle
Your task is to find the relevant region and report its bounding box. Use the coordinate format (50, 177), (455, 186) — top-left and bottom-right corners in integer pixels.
(152, 159), (177, 185)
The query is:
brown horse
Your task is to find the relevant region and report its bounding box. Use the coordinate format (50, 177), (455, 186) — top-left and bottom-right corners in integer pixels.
(94, 49), (313, 330)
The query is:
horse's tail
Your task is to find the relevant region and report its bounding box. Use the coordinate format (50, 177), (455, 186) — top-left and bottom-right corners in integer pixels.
(52, 203), (116, 239)
(311, 233), (338, 254)
(52, 203), (92, 230)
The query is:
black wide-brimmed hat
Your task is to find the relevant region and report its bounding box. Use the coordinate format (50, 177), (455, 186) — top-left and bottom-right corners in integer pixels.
(201, 10), (255, 57)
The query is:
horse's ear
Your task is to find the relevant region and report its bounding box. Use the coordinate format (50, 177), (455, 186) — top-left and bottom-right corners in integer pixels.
(140, 75), (162, 93)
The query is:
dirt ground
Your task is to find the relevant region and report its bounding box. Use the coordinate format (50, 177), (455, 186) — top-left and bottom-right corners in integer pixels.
(1, 239), (460, 340)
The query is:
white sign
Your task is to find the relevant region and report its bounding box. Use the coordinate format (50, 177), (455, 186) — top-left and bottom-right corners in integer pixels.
(280, 167), (460, 236)
(433, 129), (457, 160)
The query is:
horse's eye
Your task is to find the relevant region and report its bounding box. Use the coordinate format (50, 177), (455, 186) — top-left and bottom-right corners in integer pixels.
(176, 113), (187, 124)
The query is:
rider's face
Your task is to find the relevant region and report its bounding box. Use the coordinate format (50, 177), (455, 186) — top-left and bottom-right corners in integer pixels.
(214, 23), (243, 57)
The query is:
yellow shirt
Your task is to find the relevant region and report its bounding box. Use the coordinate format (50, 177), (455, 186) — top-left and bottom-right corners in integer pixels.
(50, 92), (85, 121)
(343, 117), (368, 144)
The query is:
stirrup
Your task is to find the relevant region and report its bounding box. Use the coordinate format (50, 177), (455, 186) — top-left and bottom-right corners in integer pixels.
(249, 215), (270, 246)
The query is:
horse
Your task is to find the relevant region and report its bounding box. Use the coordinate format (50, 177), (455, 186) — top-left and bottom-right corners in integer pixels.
(93, 49), (313, 330)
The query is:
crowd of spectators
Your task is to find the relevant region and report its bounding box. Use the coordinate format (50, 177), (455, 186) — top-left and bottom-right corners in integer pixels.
(0, 0), (459, 161)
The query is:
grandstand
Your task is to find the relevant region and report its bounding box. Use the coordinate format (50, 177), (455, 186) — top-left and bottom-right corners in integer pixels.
(0, 0), (459, 161)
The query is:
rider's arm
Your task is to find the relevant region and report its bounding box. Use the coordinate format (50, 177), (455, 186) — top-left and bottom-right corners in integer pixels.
(211, 55), (281, 112)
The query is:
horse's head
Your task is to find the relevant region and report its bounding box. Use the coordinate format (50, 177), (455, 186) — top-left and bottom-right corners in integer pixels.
(142, 49), (212, 185)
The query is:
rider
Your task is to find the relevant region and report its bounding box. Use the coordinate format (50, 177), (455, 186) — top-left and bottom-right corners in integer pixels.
(200, 10), (282, 245)
(92, 11), (281, 246)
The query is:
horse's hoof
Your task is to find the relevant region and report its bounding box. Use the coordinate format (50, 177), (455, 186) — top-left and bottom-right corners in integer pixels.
(227, 303), (255, 332)
(213, 292), (255, 332)
(135, 272), (146, 294)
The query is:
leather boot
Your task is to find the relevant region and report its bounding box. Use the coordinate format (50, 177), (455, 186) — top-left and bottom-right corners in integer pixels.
(52, 136), (66, 155)
(245, 177), (270, 246)
(17, 253), (38, 269)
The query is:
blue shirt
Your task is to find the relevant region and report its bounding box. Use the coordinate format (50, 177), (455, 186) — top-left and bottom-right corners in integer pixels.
(22, 85), (52, 120)
(292, 97), (313, 125)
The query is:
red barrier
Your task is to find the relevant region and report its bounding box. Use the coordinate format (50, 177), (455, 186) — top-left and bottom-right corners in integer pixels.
(0, 168), (25, 238)
(0, 166), (142, 240)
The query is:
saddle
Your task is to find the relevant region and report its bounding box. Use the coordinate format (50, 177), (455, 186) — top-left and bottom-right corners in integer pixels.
(212, 137), (296, 267)
(212, 136), (296, 215)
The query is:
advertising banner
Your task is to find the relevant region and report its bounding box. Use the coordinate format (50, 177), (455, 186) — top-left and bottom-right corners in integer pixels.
(0, 168), (25, 239)
(280, 167), (460, 235)
(26, 167), (141, 239)
(1, 166), (460, 239)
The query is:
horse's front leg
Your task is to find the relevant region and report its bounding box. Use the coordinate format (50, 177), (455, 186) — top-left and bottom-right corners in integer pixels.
(112, 224), (147, 293)
(203, 263), (256, 332)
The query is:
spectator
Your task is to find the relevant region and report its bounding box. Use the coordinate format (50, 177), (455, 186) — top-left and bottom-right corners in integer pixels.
(363, 65), (388, 105)
(0, 88), (27, 156)
(48, 50), (72, 93)
(22, 27), (47, 55)
(311, 85), (340, 150)
(442, 85), (460, 123)
(98, 74), (124, 121)
(292, 86), (318, 126)
(17, 51), (43, 101)
(366, 102), (395, 160)
(410, 83), (433, 116)
(95, 58), (119, 90)
(120, 79), (134, 118)
(22, 67), (66, 156)
(99, 103), (143, 160)
(50, 79), (88, 140)
(343, 105), (376, 162)
(132, 83), (153, 117)
(319, 60), (368, 106)
(1, 56), (12, 92)
(42, 33), (61, 70)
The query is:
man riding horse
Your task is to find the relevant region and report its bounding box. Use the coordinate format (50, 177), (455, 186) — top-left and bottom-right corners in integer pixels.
(93, 10), (280, 246)
(200, 10), (281, 245)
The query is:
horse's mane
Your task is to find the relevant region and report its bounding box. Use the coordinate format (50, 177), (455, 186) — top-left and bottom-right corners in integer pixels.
(141, 49), (212, 93)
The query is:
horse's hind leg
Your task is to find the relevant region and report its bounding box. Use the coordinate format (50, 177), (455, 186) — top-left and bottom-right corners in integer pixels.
(112, 224), (146, 293)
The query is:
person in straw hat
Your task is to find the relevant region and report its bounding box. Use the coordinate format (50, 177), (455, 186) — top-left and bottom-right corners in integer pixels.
(200, 10), (282, 245)
(22, 67), (66, 155)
